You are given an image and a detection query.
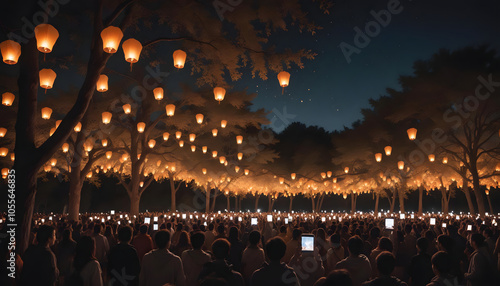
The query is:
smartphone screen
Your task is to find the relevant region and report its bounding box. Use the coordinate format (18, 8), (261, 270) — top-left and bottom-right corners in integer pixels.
(144, 217), (151, 224)
(110, 210), (115, 215)
(385, 218), (394, 230)
(442, 223), (447, 228)
(154, 216), (158, 222)
(430, 218), (436, 225)
(251, 218), (258, 225)
(182, 214), (187, 219)
(411, 214), (415, 219)
(467, 225), (472, 231)
(400, 214), (405, 219)
(267, 214), (272, 222)
(153, 223), (158, 231)
(321, 217), (326, 222)
(285, 218), (289, 224)
(301, 235), (314, 252)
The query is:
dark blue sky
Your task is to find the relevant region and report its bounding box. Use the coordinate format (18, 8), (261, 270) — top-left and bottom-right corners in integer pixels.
(245, 0), (500, 132)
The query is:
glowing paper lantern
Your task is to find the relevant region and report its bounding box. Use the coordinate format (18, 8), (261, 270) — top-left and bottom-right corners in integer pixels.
(101, 139), (108, 147)
(122, 104), (131, 114)
(244, 169), (249, 175)
(321, 172), (326, 179)
(485, 189), (490, 196)
(196, 114), (204, 124)
(236, 135), (243, 144)
(279, 177), (285, 184)
(277, 71), (290, 87)
(10, 153), (14, 161)
(496, 163), (500, 172)
(179, 140), (184, 147)
(0, 128), (6, 137)
(0, 147), (8, 157)
(2, 92), (15, 106)
(106, 151), (112, 159)
(139, 181), (144, 188)
(153, 87), (163, 101)
(191, 145), (196, 152)
(213, 87), (226, 102)
(0, 40), (21, 65)
(212, 129), (218, 137)
(375, 153), (382, 162)
(62, 143), (69, 153)
(97, 75), (108, 92)
(398, 161), (405, 170)
(2, 168), (8, 179)
(202, 168), (207, 175)
(327, 171), (332, 178)
(428, 154), (435, 162)
(237, 152), (243, 160)
(74, 122), (82, 132)
(122, 38), (142, 64)
(212, 151), (218, 158)
(39, 69), (57, 90)
(407, 128), (417, 140)
(175, 131), (182, 139)
(163, 132), (170, 141)
(384, 146), (392, 156)
(442, 157), (448, 164)
(55, 120), (62, 129)
(101, 112), (112, 124)
(173, 49), (187, 69)
(165, 104), (175, 116)
(221, 120), (227, 128)
(45, 165), (52, 172)
(219, 156), (226, 164)
(344, 167), (349, 174)
(100, 26), (123, 53)
(137, 122), (146, 133)
(41, 107), (52, 119)
(121, 153), (129, 161)
(291, 173), (296, 180)
(148, 139), (156, 148)
(189, 133), (196, 142)
(202, 146), (207, 153)
(34, 24), (59, 53)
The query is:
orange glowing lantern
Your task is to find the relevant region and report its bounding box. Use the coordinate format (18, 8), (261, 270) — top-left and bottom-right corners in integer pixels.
(45, 165), (52, 172)
(235, 166), (240, 173)
(101, 112), (112, 124)
(191, 145), (196, 152)
(221, 120), (227, 128)
(122, 153), (129, 161)
(212, 151), (218, 158)
(213, 87), (226, 102)
(202, 146), (207, 153)
(101, 139), (108, 147)
(0, 128), (6, 137)
(175, 131), (182, 139)
(0, 147), (8, 157)
(189, 133), (196, 142)
(407, 128), (417, 140)
(384, 146), (392, 156)
(179, 140), (184, 147)
(34, 24), (59, 53)
(41, 107), (52, 119)
(237, 152), (243, 160)
(495, 163), (500, 172)
(2, 168), (8, 179)
(2, 92), (15, 106)
(277, 71), (290, 94)
(244, 169), (249, 175)
(236, 135), (243, 144)
(122, 104), (131, 114)
(485, 189), (490, 196)
(100, 26), (123, 53)
(137, 122), (146, 133)
(163, 132), (170, 141)
(106, 151), (112, 159)
(0, 40), (21, 65)
(122, 38), (142, 66)
(74, 122), (82, 132)
(375, 153), (382, 162)
(148, 139), (156, 148)
(50, 158), (58, 166)
(202, 168), (207, 175)
(344, 167), (349, 174)
(173, 50), (187, 69)
(10, 153), (14, 161)
(55, 120), (62, 129)
(212, 129), (218, 137)
(279, 177), (285, 184)
(442, 157), (448, 164)
(62, 143), (69, 153)
(196, 114), (204, 124)
(291, 173), (296, 180)
(165, 104), (175, 116)
(428, 154), (435, 162)
(39, 69), (57, 91)
(97, 75), (108, 92)
(398, 161), (405, 170)
(153, 87), (163, 101)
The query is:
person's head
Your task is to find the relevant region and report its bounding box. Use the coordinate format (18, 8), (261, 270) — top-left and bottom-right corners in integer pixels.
(93, 223), (102, 235)
(61, 228), (73, 243)
(377, 237), (393, 252)
(74, 236), (95, 271)
(369, 227), (381, 239)
(176, 223), (183, 232)
(330, 233), (341, 248)
(431, 251), (452, 276)
(248, 231), (261, 246)
(154, 230), (171, 249)
(36, 225), (56, 247)
(139, 224), (148, 235)
(118, 226), (133, 243)
(212, 238), (231, 260)
(292, 228), (302, 240)
(191, 232), (205, 250)
(347, 236), (363, 256)
(470, 233), (485, 250)
(404, 224), (412, 234)
(104, 225), (113, 236)
(280, 225), (287, 234)
(376, 251), (396, 276)
(416, 237), (429, 253)
(321, 269), (353, 286)
(228, 226), (239, 241)
(177, 231), (190, 247)
(483, 228), (493, 238)
(208, 223), (215, 231)
(265, 237), (287, 262)
(437, 234), (453, 253)
(217, 224), (225, 235)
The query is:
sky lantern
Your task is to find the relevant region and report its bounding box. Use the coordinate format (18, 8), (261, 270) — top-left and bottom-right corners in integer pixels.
(106, 151), (112, 159)
(175, 131), (182, 139)
(407, 128), (417, 140)
(122, 38), (142, 69)
(235, 166), (240, 173)
(101, 139), (108, 147)
(495, 163), (500, 172)
(101, 112), (112, 124)
(55, 120), (62, 129)
(45, 165), (52, 172)
(100, 26), (123, 53)
(191, 145), (196, 152)
(96, 75), (108, 92)
(122, 153), (129, 161)
(153, 87), (163, 101)
(2, 92), (15, 106)
(74, 122), (82, 132)
(39, 69), (57, 92)
(375, 153), (382, 162)
(244, 169), (249, 175)
(0, 40), (21, 65)
(428, 154), (435, 162)
(34, 24), (59, 53)
(344, 167), (349, 174)
(62, 143), (69, 153)
(165, 104), (175, 116)
(189, 133), (196, 142)
(163, 132), (170, 141)
(139, 181), (144, 188)
(442, 157), (448, 164)
(148, 139), (156, 148)
(237, 152), (243, 160)
(2, 168), (8, 179)
(0, 147), (8, 157)
(236, 135), (243, 144)
(179, 140), (184, 147)
(321, 172), (326, 179)
(137, 122), (146, 133)
(333, 178), (337, 183)
(10, 153), (14, 161)
(277, 71), (291, 94)
(212, 151), (218, 158)
(384, 146), (392, 156)
(213, 87), (226, 102)
(221, 120), (227, 128)
(279, 177), (285, 184)
(291, 173), (296, 180)
(485, 189), (490, 196)
(212, 129), (218, 137)
(202, 146), (207, 153)
(122, 104), (131, 114)
(41, 107), (52, 119)
(173, 49), (187, 69)
(327, 171), (332, 178)
(0, 128), (6, 137)
(398, 161), (405, 170)
(202, 168), (207, 175)
(196, 114), (204, 124)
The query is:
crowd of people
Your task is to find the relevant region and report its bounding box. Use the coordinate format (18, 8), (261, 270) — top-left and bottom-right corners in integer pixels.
(2, 211), (500, 286)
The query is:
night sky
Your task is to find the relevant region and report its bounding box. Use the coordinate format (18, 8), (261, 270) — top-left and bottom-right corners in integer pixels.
(244, 0), (500, 132)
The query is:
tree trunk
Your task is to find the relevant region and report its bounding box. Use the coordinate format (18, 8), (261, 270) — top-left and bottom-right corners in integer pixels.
(471, 169), (486, 217)
(389, 188), (397, 213)
(14, 164), (38, 255)
(169, 176), (176, 212)
(311, 196), (316, 213)
(440, 188), (449, 215)
(205, 187), (211, 213)
(255, 194), (260, 212)
(351, 193), (357, 214)
(418, 187), (423, 216)
(317, 194), (325, 212)
(462, 184), (476, 216)
(398, 188), (405, 213)
(268, 196), (273, 212)
(211, 189), (218, 212)
(129, 190), (141, 216)
(374, 193), (380, 217)
(226, 195), (230, 211)
(486, 194), (493, 214)
(289, 196), (294, 213)
(68, 170), (84, 221)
